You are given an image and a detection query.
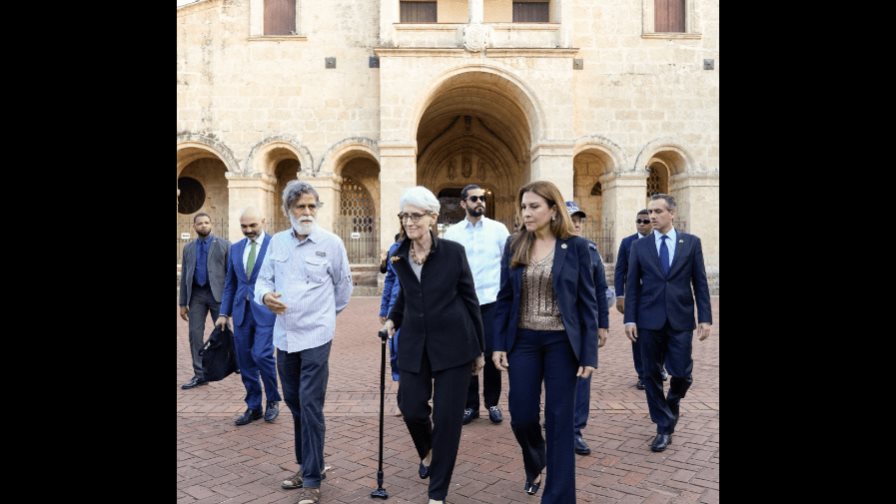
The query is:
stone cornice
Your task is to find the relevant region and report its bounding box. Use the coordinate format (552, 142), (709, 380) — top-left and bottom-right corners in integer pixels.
(375, 47), (578, 58)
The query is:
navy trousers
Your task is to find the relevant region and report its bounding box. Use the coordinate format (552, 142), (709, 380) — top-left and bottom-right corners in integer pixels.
(233, 303), (281, 410)
(639, 323), (694, 435)
(507, 329), (578, 504)
(276, 341), (331, 488)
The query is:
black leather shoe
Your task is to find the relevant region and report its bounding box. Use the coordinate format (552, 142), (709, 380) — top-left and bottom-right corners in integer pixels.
(487, 406), (503, 424)
(462, 408), (479, 425)
(264, 401), (280, 422)
(235, 368), (241, 374)
(636, 379), (646, 390)
(418, 462), (430, 479)
(181, 377), (208, 389)
(662, 369), (669, 381)
(234, 408), (263, 426)
(650, 433), (672, 452)
(574, 434), (591, 455)
(524, 474), (542, 495)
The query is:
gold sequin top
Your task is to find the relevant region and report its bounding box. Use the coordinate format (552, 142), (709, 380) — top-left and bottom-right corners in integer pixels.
(518, 251), (565, 331)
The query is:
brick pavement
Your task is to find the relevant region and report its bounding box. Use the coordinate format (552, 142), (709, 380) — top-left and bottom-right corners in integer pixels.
(177, 296), (719, 503)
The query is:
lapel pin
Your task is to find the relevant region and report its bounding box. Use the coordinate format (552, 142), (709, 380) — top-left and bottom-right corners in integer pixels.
(679, 239), (684, 243)
(561, 243), (568, 249)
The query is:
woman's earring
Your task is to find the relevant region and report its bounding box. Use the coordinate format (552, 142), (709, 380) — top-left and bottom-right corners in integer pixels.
(551, 214), (556, 223)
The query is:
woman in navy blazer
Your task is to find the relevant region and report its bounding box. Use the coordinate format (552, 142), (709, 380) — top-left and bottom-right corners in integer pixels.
(493, 181), (598, 503)
(382, 186), (484, 504)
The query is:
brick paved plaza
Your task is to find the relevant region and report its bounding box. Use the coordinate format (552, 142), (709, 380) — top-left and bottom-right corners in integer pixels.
(177, 296), (719, 503)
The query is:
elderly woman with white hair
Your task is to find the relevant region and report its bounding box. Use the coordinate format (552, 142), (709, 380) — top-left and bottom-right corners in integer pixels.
(382, 186), (485, 504)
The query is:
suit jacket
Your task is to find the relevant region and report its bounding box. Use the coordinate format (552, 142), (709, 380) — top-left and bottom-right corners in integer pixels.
(388, 233), (484, 373)
(219, 234), (276, 327)
(623, 230), (712, 331)
(179, 235), (230, 306)
(493, 235), (599, 368)
(614, 232), (642, 296)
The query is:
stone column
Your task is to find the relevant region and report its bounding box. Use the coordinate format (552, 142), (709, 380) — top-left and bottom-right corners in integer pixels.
(669, 173), (719, 270)
(469, 0), (484, 23)
(530, 144), (574, 199)
(225, 173), (277, 242)
(379, 142), (417, 248)
(300, 173), (343, 233)
(601, 171), (648, 263)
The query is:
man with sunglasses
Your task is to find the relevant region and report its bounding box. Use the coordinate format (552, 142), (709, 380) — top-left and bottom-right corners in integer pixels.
(444, 184), (510, 426)
(615, 209), (668, 389)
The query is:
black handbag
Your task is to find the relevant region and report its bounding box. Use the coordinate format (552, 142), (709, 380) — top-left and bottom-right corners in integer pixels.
(199, 325), (237, 381)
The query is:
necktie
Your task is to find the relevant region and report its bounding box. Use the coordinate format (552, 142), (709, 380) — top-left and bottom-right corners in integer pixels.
(659, 235), (670, 276)
(195, 239), (208, 286)
(246, 240), (257, 277)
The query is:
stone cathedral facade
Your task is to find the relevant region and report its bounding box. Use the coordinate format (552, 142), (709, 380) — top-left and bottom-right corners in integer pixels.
(177, 0), (719, 293)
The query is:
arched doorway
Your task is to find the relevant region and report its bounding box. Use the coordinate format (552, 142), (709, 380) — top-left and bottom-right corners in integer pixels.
(176, 157), (229, 266)
(416, 71), (535, 230)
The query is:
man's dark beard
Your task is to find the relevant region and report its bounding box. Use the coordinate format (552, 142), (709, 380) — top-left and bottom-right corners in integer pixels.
(467, 207), (484, 217)
(197, 229), (211, 237)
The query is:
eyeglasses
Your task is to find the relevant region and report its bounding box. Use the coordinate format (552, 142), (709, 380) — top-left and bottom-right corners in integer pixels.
(398, 212), (430, 223)
(467, 195), (486, 203)
(636, 219), (651, 224)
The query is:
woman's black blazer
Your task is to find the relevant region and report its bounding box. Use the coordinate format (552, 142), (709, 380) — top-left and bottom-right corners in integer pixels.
(388, 232), (484, 373)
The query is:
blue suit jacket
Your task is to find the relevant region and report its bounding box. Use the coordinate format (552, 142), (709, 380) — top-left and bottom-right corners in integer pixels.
(623, 230), (712, 331)
(614, 232), (642, 296)
(494, 235), (599, 368)
(220, 234), (276, 328)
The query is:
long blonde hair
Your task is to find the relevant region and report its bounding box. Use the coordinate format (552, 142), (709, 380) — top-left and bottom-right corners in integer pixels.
(510, 180), (574, 268)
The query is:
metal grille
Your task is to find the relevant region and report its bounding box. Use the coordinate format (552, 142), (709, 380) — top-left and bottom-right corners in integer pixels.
(647, 166), (665, 196)
(577, 219), (615, 263)
(337, 178), (379, 264)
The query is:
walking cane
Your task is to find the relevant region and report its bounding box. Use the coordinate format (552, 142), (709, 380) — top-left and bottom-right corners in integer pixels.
(371, 329), (389, 499)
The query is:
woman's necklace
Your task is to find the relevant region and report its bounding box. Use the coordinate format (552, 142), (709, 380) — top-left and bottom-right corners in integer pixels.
(410, 244), (429, 265)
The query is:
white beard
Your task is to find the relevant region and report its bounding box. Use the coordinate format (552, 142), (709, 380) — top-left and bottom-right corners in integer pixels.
(289, 215), (315, 235)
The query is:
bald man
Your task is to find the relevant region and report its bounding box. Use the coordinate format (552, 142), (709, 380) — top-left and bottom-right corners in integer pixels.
(216, 208), (282, 426)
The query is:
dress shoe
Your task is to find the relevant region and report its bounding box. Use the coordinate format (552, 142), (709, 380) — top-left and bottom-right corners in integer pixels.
(650, 433), (672, 452)
(636, 379), (646, 390)
(181, 377), (208, 389)
(574, 434), (591, 455)
(487, 405), (503, 424)
(418, 462), (430, 479)
(462, 408), (479, 425)
(662, 369), (669, 381)
(234, 408), (262, 426)
(524, 474), (542, 495)
(235, 368), (241, 374)
(264, 401), (280, 422)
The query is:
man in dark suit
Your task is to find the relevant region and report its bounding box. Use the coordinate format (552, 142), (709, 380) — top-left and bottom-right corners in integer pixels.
(566, 201), (609, 456)
(623, 194), (712, 452)
(179, 212), (230, 389)
(615, 208), (668, 389)
(216, 208), (282, 426)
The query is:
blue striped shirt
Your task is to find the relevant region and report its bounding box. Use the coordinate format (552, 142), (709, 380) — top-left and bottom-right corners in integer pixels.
(254, 226), (353, 353)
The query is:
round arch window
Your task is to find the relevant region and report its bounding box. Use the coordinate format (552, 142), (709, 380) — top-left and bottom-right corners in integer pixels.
(177, 177), (205, 214)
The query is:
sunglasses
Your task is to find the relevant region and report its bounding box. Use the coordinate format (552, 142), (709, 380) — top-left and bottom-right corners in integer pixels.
(467, 195), (486, 203)
(636, 219), (651, 224)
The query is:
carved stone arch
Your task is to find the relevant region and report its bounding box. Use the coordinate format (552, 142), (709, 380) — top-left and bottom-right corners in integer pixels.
(245, 135), (313, 178)
(420, 136), (515, 191)
(409, 64), (545, 148)
(176, 133), (239, 177)
(633, 137), (699, 175)
(318, 137), (380, 177)
(573, 135), (627, 175)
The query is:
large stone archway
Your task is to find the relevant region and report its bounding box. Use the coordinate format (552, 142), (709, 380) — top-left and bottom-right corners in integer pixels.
(415, 71), (534, 231)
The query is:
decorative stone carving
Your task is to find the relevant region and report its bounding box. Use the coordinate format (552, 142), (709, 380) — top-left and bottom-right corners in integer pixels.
(462, 23), (490, 53)
(477, 159), (486, 180)
(462, 154), (473, 178)
(447, 158), (457, 180)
